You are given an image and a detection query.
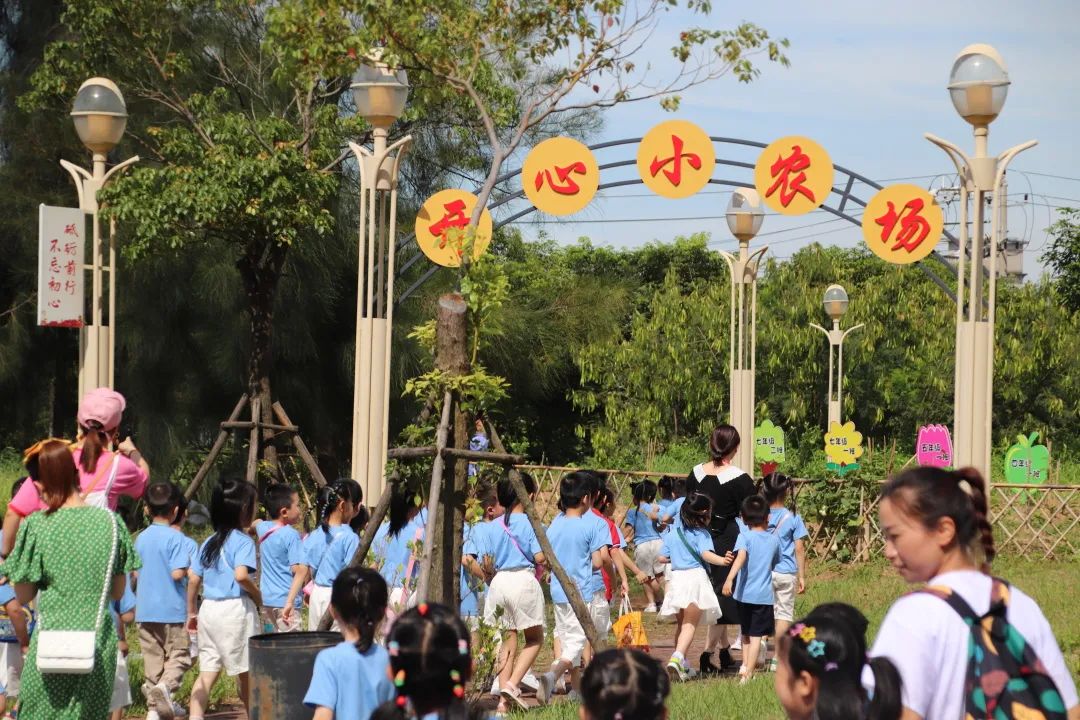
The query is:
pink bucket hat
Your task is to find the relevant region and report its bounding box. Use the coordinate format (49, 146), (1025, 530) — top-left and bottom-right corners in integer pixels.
(77, 388), (127, 431)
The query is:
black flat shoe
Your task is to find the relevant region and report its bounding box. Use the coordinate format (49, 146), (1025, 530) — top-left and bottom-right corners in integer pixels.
(719, 647), (737, 671)
(699, 651), (720, 676)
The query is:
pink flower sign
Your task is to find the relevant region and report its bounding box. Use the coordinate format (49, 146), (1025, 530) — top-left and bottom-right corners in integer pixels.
(916, 424), (953, 468)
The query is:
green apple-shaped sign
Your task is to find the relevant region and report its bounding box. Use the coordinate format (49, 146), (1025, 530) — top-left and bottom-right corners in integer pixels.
(754, 420), (786, 473)
(1004, 432), (1050, 485)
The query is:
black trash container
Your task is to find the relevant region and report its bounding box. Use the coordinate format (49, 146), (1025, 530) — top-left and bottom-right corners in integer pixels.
(248, 632), (341, 720)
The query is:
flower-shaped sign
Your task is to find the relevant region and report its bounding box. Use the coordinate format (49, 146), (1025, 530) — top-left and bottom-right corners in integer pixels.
(916, 424), (953, 468)
(824, 421), (863, 476)
(754, 420), (786, 475)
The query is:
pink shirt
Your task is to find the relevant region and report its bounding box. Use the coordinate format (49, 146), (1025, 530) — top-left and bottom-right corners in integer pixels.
(8, 449), (148, 516)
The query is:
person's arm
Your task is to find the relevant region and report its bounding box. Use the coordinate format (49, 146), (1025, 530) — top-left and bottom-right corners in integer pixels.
(657, 554), (670, 564)
(235, 565), (263, 608)
(721, 550), (747, 596)
(117, 438), (151, 482)
(795, 538), (807, 593)
(621, 521), (635, 544)
(702, 549), (735, 566)
(281, 564), (308, 622)
(642, 503), (661, 521)
(463, 555), (486, 581)
(615, 546), (647, 584)
(312, 709), (333, 720)
(186, 572), (202, 631)
(1066, 705), (1079, 720)
(590, 549), (604, 570)
(170, 567), (186, 581)
(611, 547), (631, 595)
(1, 509), (22, 559)
(5, 599), (28, 650)
(111, 573), (126, 601)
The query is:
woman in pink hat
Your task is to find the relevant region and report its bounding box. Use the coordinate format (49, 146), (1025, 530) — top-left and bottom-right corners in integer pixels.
(1, 388), (150, 557)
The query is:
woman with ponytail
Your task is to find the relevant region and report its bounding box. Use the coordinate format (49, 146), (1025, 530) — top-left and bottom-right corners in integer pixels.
(775, 602), (901, 720)
(371, 603), (482, 720)
(3, 389), (150, 557)
(686, 424), (756, 675)
(303, 568), (394, 718)
(873, 467), (1078, 719)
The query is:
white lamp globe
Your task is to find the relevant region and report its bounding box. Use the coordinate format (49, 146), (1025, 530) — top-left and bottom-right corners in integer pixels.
(823, 284), (849, 321)
(948, 44), (1010, 126)
(351, 51), (409, 129)
(70, 78), (128, 154)
(726, 187), (764, 242)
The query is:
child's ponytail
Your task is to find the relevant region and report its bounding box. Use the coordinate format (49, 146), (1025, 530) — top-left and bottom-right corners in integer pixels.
(202, 477), (257, 568)
(865, 656), (903, 720)
(330, 567), (387, 654)
(313, 483), (341, 536)
(497, 472), (535, 525)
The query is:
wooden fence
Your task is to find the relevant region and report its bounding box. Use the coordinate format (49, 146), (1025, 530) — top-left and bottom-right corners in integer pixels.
(513, 465), (1080, 561)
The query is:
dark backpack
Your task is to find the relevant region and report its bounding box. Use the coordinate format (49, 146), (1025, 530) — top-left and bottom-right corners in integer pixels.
(917, 578), (1068, 720)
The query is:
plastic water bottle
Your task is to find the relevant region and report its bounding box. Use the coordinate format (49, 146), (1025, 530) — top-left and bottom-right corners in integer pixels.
(188, 631), (198, 660)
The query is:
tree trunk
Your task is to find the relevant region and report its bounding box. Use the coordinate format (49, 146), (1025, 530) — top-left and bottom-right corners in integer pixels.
(429, 293), (468, 606)
(238, 242), (287, 487)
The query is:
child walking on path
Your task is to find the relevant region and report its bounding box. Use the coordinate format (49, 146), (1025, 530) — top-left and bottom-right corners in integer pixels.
(761, 472), (808, 644)
(722, 494), (781, 684)
(134, 482), (193, 720)
(872, 467), (1078, 720)
(483, 473), (546, 713)
(304, 481), (357, 630)
(775, 602), (902, 720)
(537, 472), (608, 704)
(303, 567), (394, 719)
(187, 478), (262, 720)
(623, 480), (664, 612)
(657, 494), (733, 682)
(254, 483), (306, 632)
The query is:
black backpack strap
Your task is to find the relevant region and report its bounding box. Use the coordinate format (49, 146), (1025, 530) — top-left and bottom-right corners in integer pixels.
(914, 583), (981, 626)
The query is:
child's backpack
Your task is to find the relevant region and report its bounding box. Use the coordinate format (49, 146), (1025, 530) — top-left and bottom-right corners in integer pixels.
(917, 578), (1068, 720)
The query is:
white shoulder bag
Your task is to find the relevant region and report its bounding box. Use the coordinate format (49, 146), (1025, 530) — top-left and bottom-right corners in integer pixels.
(36, 508), (119, 674)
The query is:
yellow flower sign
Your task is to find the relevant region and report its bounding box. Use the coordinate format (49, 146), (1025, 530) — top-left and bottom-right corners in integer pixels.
(861, 184), (944, 265)
(414, 189), (493, 267)
(522, 137), (599, 216)
(824, 421), (864, 476)
(636, 120), (716, 199)
(754, 136), (834, 216)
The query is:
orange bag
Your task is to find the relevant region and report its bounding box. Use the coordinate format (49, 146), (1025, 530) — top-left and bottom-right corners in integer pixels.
(612, 595), (649, 651)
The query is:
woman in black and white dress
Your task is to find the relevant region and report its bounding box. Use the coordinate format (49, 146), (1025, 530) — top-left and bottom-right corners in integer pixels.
(685, 424), (756, 675)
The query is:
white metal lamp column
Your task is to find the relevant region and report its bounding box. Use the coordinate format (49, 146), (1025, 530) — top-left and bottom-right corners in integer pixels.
(810, 285), (863, 430)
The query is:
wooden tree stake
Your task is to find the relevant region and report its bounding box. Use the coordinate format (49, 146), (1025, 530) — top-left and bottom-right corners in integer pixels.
(415, 391), (454, 603)
(186, 394), (248, 499)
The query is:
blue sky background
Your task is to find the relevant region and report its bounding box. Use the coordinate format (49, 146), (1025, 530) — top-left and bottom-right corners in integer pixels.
(493, 0), (1079, 278)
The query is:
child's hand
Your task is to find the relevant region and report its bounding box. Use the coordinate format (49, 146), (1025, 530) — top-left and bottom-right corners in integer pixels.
(634, 571), (647, 584)
(282, 606), (294, 623)
(721, 582), (733, 597)
(798, 576), (806, 594)
(720, 551), (735, 566)
(621, 578), (630, 596)
(186, 615), (198, 632)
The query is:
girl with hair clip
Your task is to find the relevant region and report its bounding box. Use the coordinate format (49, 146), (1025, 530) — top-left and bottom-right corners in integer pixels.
(872, 466), (1078, 720)
(656, 493), (734, 682)
(622, 480), (664, 613)
(775, 602), (902, 720)
(187, 478), (262, 720)
(371, 603), (482, 720)
(580, 648), (671, 720)
(303, 567), (395, 718)
(371, 478), (428, 625)
(303, 481), (358, 631)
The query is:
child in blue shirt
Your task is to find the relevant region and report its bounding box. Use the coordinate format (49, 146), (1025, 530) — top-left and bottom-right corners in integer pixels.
(371, 481), (427, 626)
(133, 482), (193, 719)
(460, 481), (500, 626)
(255, 484), (306, 632)
(657, 493), (734, 682)
(303, 481), (358, 631)
(303, 567), (394, 719)
(722, 494), (781, 684)
(483, 473), (545, 714)
(761, 472), (808, 643)
(623, 479), (664, 612)
(536, 472), (608, 704)
(188, 478), (262, 720)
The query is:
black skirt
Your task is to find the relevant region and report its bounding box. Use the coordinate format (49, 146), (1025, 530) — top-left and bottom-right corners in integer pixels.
(709, 521), (741, 624)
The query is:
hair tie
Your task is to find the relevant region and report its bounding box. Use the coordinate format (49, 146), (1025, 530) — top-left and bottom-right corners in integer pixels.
(450, 669), (464, 698)
(394, 669), (406, 688)
(396, 696), (407, 708)
(958, 479), (973, 497)
(388, 641), (400, 657)
(458, 638), (468, 655)
(418, 603), (429, 616)
(824, 661), (839, 671)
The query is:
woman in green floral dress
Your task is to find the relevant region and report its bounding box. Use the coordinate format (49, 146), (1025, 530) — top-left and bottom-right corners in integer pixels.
(0, 439), (139, 720)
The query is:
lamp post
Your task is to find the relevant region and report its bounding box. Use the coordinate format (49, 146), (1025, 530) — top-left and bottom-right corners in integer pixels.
(810, 285), (863, 430)
(349, 53), (413, 503)
(719, 188), (766, 472)
(61, 78), (139, 398)
(925, 45), (1036, 481)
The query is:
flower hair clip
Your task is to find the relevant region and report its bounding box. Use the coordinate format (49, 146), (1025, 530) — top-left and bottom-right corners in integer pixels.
(807, 639), (826, 658)
(388, 641), (400, 657)
(458, 638), (468, 656)
(788, 623), (816, 642)
(394, 669), (406, 688)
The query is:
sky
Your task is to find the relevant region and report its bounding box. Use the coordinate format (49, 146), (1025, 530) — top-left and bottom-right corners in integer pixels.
(492, 0), (1080, 279)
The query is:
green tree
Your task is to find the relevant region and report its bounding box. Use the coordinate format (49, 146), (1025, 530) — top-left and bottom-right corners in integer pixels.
(1042, 207), (1080, 313)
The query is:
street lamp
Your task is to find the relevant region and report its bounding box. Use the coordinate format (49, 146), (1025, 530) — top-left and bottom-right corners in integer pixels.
(349, 52), (413, 504)
(719, 188), (766, 472)
(810, 284), (863, 430)
(926, 44), (1036, 481)
(61, 78), (139, 398)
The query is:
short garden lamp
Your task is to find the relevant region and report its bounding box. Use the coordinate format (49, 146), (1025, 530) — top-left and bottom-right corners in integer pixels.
(811, 284), (863, 430)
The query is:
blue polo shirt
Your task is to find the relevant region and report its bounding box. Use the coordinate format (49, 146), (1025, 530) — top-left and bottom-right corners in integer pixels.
(134, 522), (191, 623)
(733, 529), (781, 605)
(372, 509), (427, 589)
(192, 530), (257, 600)
(461, 522), (488, 616)
(768, 507), (808, 575)
(487, 514), (541, 571)
(255, 520), (305, 608)
(303, 642), (394, 718)
(314, 529), (359, 587)
(547, 513), (608, 604)
(626, 503), (661, 543)
(661, 526), (713, 570)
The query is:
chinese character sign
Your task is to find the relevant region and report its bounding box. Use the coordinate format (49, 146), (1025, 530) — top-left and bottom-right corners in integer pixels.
(754, 136), (833, 216)
(754, 419), (786, 475)
(1004, 432), (1050, 485)
(522, 137), (599, 216)
(636, 120), (716, 199)
(38, 205), (85, 328)
(824, 421), (864, 476)
(915, 424), (953, 468)
(861, 184), (944, 265)
(414, 189), (494, 267)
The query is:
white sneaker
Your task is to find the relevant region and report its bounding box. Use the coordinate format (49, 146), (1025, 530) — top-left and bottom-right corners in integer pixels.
(171, 702), (189, 719)
(643, 603), (658, 613)
(147, 682), (174, 720)
(536, 671), (556, 705)
(731, 635), (742, 650)
(146, 712), (161, 720)
(520, 671), (539, 691)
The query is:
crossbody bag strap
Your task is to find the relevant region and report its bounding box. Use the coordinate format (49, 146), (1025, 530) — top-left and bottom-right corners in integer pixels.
(772, 511), (791, 535)
(676, 528), (710, 573)
(79, 453), (118, 500)
(499, 517), (536, 567)
(401, 526), (425, 595)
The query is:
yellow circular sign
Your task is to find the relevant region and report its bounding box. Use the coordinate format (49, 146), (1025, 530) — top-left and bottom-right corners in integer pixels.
(636, 120), (716, 199)
(522, 137), (599, 216)
(754, 136), (834, 216)
(414, 189), (493, 267)
(861, 184), (944, 265)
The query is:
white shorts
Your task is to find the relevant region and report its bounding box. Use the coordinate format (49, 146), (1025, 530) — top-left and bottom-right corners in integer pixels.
(589, 591), (611, 637)
(772, 572), (798, 622)
(0, 642), (22, 696)
(110, 652), (131, 712)
(308, 584), (336, 632)
(633, 539), (665, 578)
(553, 604), (587, 666)
(484, 569), (544, 631)
(659, 567), (721, 625)
(198, 597), (259, 675)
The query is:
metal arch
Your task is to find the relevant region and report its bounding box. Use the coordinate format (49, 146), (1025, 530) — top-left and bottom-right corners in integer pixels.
(396, 136), (959, 304)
